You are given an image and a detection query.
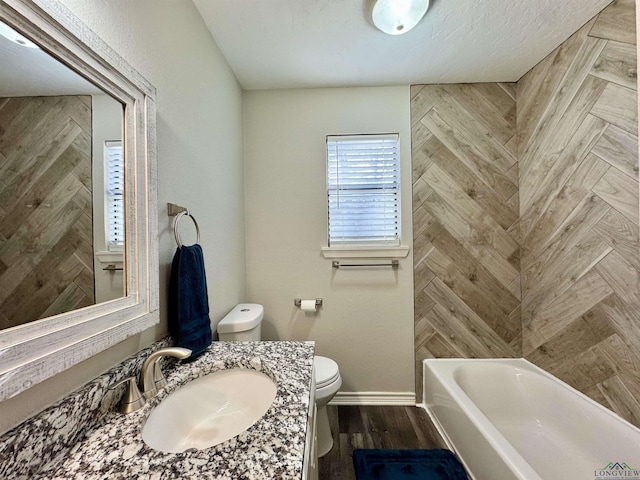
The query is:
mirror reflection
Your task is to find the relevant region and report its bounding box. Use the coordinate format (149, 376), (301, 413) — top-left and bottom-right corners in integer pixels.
(0, 20), (125, 330)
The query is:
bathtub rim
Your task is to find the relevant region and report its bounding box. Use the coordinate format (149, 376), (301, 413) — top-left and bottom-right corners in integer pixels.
(420, 357), (640, 480)
(423, 357), (640, 434)
(421, 358), (540, 480)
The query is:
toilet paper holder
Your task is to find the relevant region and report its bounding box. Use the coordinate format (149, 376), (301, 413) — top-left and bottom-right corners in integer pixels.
(294, 298), (323, 308)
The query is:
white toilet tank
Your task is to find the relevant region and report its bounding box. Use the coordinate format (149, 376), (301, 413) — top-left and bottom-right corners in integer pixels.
(217, 303), (264, 341)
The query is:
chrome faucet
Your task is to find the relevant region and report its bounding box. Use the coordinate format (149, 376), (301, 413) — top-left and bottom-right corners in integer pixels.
(140, 347), (191, 399)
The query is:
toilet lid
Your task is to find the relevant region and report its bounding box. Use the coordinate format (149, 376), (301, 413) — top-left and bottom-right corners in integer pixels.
(314, 356), (340, 388)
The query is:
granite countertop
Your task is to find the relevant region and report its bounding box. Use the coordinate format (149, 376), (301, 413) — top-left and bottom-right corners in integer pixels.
(39, 341), (315, 480)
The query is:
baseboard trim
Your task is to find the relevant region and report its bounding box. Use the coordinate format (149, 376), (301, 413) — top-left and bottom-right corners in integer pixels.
(329, 391), (417, 406)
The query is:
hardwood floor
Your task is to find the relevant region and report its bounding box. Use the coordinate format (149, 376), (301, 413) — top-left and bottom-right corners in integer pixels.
(318, 405), (447, 480)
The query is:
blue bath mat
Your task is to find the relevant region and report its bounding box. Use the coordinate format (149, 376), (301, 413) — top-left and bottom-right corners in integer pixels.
(353, 449), (469, 480)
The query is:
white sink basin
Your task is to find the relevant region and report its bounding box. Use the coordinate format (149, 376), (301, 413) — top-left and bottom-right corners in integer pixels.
(141, 368), (277, 453)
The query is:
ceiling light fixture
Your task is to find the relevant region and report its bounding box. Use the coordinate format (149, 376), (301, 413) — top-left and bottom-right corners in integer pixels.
(0, 20), (39, 48)
(369, 0), (430, 35)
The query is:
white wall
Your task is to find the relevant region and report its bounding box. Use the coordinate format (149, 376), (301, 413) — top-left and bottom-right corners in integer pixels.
(0, 0), (245, 434)
(244, 87), (415, 396)
(91, 94), (125, 304)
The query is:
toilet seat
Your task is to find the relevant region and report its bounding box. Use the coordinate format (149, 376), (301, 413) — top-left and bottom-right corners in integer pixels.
(314, 356), (340, 388)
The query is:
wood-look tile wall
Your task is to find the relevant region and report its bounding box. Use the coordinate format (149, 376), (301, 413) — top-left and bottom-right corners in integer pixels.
(0, 96), (95, 329)
(411, 82), (521, 401)
(412, 0), (640, 427)
(519, 0), (640, 426)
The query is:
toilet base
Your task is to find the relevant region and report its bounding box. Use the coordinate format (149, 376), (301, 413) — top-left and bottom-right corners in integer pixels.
(316, 404), (333, 457)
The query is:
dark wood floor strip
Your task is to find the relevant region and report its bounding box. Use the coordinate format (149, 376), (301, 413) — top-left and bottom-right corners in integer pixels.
(318, 405), (447, 480)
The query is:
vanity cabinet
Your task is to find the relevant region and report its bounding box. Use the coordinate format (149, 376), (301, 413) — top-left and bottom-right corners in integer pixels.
(302, 368), (318, 480)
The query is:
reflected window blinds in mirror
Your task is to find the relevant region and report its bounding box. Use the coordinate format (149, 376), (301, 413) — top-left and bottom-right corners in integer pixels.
(0, 0), (158, 401)
(105, 140), (124, 251)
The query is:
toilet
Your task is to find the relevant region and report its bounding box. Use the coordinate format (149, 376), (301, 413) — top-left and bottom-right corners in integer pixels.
(217, 303), (342, 457)
(313, 355), (342, 457)
(217, 303), (264, 341)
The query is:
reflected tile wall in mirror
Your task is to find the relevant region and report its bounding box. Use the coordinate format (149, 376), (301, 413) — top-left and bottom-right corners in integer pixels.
(0, 20), (125, 329)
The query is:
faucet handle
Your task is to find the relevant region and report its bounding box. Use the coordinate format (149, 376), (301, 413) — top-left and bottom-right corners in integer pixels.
(110, 376), (146, 414)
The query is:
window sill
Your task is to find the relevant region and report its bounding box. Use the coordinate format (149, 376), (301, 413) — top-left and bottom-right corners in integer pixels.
(96, 250), (124, 264)
(321, 246), (410, 259)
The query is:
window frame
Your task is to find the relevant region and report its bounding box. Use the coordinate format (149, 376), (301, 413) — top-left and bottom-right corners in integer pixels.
(322, 133), (409, 259)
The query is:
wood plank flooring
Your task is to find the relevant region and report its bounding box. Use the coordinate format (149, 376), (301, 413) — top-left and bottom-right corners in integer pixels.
(318, 405), (447, 480)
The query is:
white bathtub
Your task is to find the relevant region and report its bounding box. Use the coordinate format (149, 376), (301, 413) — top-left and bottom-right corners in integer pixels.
(422, 358), (640, 480)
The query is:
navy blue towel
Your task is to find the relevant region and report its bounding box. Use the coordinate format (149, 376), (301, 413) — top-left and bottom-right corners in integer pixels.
(169, 244), (212, 360)
(353, 449), (468, 480)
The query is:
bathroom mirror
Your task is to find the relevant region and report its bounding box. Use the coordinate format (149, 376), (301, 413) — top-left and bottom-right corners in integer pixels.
(0, 0), (159, 401)
(0, 18), (126, 329)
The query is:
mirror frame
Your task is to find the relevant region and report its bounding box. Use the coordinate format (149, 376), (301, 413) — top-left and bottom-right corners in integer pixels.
(0, 0), (159, 400)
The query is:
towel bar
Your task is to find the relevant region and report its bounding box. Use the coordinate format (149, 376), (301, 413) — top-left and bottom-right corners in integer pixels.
(103, 264), (123, 271)
(168, 203), (200, 248)
(332, 260), (399, 268)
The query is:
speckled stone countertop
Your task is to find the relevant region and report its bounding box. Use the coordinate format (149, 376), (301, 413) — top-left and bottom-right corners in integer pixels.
(37, 341), (314, 480)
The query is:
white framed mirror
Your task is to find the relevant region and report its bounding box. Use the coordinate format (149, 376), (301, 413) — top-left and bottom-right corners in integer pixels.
(0, 0), (159, 400)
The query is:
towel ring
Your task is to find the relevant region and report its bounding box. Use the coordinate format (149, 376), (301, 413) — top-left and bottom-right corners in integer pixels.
(173, 210), (200, 248)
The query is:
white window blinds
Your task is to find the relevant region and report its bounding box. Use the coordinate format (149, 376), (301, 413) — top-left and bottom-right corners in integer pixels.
(105, 140), (124, 250)
(327, 134), (400, 247)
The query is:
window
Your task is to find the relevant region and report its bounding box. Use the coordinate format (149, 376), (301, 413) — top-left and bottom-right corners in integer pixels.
(104, 140), (124, 250)
(326, 134), (400, 247)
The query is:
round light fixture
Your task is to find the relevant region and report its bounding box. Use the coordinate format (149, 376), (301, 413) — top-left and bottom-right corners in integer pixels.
(0, 20), (39, 49)
(370, 0), (430, 35)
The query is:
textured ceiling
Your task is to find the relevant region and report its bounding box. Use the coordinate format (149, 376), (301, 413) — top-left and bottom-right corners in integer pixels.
(193, 0), (614, 91)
